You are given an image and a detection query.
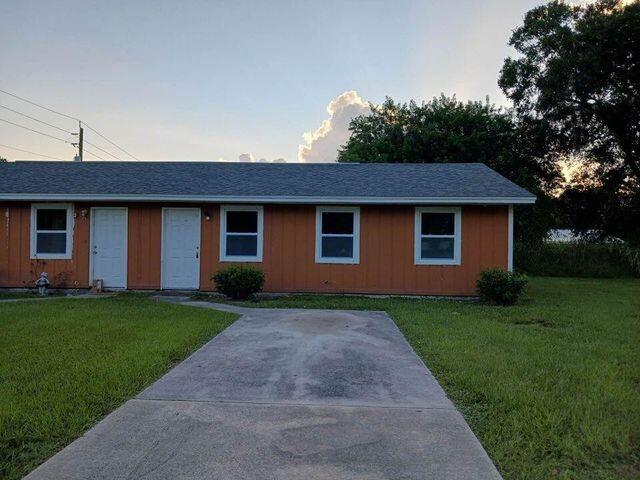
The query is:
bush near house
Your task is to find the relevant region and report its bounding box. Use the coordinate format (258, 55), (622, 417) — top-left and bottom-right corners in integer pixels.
(515, 242), (640, 278)
(476, 268), (528, 305)
(212, 265), (265, 300)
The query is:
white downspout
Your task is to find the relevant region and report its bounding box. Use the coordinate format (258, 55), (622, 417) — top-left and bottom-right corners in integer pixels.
(508, 205), (514, 272)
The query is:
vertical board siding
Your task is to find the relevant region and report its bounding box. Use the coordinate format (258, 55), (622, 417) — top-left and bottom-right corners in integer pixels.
(0, 203), (89, 288)
(1, 203), (508, 295)
(127, 206), (162, 289)
(200, 204), (508, 296)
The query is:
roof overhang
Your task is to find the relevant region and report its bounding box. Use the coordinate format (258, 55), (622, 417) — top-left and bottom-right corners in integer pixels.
(0, 194), (536, 204)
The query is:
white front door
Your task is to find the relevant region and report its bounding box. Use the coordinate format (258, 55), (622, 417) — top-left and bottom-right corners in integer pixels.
(91, 208), (127, 289)
(162, 208), (201, 289)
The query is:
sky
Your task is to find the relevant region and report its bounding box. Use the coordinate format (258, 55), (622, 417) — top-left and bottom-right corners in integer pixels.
(0, 0), (545, 163)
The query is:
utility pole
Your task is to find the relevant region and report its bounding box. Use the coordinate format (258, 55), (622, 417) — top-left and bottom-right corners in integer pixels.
(78, 120), (83, 161)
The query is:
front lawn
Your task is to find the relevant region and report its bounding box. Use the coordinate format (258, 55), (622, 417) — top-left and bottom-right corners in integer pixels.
(0, 295), (236, 480)
(223, 277), (640, 480)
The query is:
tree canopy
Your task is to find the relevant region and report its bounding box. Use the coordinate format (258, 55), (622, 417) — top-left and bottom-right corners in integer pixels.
(338, 95), (560, 243)
(339, 0), (639, 244)
(499, 0), (639, 243)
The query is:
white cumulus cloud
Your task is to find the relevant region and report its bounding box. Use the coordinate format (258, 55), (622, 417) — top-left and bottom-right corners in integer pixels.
(237, 152), (286, 163)
(298, 90), (371, 163)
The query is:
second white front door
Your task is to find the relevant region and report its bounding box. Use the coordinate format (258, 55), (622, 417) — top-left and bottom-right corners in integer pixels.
(162, 208), (201, 289)
(91, 208), (127, 289)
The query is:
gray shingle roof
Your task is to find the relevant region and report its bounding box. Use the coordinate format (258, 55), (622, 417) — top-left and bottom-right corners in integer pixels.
(0, 161), (535, 204)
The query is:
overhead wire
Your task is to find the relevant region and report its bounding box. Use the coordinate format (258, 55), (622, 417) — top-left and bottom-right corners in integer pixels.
(0, 118), (75, 145)
(0, 88), (139, 160)
(82, 147), (105, 160)
(84, 140), (121, 160)
(0, 143), (65, 160)
(0, 104), (75, 135)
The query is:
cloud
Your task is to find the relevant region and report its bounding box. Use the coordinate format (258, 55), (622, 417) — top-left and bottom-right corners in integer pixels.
(298, 90), (371, 163)
(237, 152), (286, 163)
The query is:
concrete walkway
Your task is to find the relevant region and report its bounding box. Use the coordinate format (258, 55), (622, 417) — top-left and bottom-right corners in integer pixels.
(25, 298), (502, 480)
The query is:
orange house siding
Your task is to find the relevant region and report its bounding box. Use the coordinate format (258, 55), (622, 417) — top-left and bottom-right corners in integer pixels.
(200, 204), (508, 296)
(127, 206), (162, 289)
(0, 203), (90, 288)
(1, 203), (508, 296)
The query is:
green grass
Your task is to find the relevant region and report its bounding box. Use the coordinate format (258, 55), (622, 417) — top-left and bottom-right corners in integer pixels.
(220, 277), (640, 480)
(0, 295), (237, 480)
(0, 291), (64, 300)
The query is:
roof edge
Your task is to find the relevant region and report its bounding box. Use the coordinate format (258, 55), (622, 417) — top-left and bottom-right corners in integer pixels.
(0, 194), (536, 205)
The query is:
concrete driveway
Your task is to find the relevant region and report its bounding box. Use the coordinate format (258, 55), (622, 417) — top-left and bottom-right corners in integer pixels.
(25, 300), (502, 480)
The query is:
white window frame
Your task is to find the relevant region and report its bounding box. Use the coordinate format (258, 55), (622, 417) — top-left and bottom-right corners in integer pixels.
(219, 205), (263, 262)
(30, 203), (74, 260)
(315, 206), (360, 264)
(414, 206), (461, 266)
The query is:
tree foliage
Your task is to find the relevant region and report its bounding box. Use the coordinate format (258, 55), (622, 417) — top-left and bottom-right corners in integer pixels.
(500, 0), (640, 243)
(338, 95), (561, 243)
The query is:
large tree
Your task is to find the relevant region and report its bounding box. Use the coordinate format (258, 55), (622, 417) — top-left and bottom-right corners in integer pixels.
(499, 0), (640, 243)
(338, 95), (561, 243)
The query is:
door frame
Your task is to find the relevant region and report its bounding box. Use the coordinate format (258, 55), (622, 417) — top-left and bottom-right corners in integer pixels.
(89, 207), (128, 289)
(160, 207), (201, 290)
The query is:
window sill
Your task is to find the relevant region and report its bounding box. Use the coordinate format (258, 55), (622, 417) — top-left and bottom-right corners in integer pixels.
(220, 256), (263, 263)
(30, 254), (73, 260)
(315, 257), (359, 265)
(414, 259), (461, 266)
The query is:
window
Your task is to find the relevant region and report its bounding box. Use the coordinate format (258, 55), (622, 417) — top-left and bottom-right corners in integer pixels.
(30, 203), (74, 259)
(414, 207), (461, 265)
(315, 206), (360, 264)
(220, 205), (263, 262)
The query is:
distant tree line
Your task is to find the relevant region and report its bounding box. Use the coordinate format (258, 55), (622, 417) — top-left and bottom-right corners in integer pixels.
(338, 0), (639, 246)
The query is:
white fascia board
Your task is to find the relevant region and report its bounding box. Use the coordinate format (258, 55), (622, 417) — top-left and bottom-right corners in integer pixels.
(0, 194), (537, 205)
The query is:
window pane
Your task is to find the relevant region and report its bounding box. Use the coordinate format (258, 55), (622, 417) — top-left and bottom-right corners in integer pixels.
(421, 213), (454, 236)
(226, 211), (257, 233)
(421, 237), (454, 259)
(37, 209), (67, 231)
(322, 212), (353, 234)
(321, 236), (353, 258)
(226, 234), (258, 256)
(37, 232), (67, 254)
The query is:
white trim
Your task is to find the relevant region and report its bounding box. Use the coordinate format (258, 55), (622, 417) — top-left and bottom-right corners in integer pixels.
(2, 193), (536, 205)
(161, 207), (201, 290)
(89, 207), (128, 289)
(414, 207), (462, 266)
(508, 205), (514, 272)
(315, 206), (360, 264)
(219, 205), (264, 262)
(30, 203), (74, 259)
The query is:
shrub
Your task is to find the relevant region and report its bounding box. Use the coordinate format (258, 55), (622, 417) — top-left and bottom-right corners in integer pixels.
(477, 268), (528, 306)
(515, 241), (639, 278)
(212, 265), (265, 300)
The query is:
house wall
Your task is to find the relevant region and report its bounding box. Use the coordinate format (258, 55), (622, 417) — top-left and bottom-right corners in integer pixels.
(127, 206), (162, 289)
(0, 203), (508, 295)
(200, 204), (508, 296)
(0, 203), (90, 288)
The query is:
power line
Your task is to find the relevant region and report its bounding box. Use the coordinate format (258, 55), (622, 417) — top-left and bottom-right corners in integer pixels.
(0, 118), (75, 145)
(0, 88), (78, 121)
(0, 88), (139, 160)
(83, 122), (139, 160)
(0, 104), (75, 134)
(84, 140), (120, 160)
(83, 147), (105, 160)
(0, 143), (65, 160)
